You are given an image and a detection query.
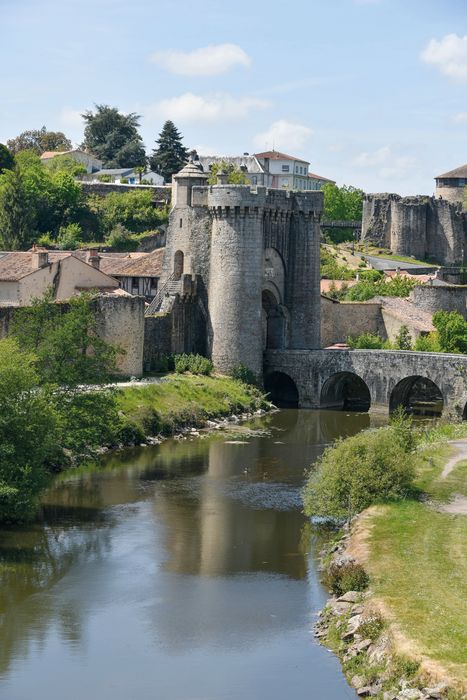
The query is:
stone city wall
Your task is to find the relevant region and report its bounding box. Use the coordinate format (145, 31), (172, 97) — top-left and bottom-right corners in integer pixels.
(361, 193), (466, 265)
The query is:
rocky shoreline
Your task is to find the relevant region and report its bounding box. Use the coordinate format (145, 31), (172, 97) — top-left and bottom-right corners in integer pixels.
(314, 526), (465, 700)
(96, 406), (274, 455)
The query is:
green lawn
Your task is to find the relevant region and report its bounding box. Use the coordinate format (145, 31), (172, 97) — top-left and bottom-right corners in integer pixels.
(117, 374), (268, 436)
(365, 443), (467, 686)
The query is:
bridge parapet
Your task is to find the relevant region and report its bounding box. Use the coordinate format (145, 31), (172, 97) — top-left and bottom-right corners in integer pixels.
(264, 349), (467, 418)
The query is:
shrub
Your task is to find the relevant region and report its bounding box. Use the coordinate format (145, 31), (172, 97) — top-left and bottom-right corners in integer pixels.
(105, 223), (138, 251)
(358, 269), (382, 282)
(231, 363), (257, 386)
(357, 613), (385, 641)
(57, 222), (82, 250)
(347, 333), (385, 349)
(116, 418), (146, 445)
(393, 324), (412, 350)
(432, 310), (467, 354)
(174, 353), (213, 376)
(303, 424), (416, 520)
(152, 354), (174, 373)
(323, 561), (369, 595)
(414, 332), (441, 352)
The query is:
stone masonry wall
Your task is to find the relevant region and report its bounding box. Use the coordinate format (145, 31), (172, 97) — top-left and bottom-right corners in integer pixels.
(321, 297), (384, 347)
(361, 193), (466, 265)
(410, 285), (467, 319)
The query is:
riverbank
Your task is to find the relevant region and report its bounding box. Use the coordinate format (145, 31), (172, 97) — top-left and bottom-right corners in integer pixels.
(313, 426), (467, 699)
(115, 374), (271, 444)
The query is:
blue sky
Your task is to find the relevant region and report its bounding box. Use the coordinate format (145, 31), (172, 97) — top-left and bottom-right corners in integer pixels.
(1, 0), (466, 194)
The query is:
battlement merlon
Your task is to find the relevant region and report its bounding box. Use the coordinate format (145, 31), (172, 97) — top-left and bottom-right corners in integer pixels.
(189, 183), (324, 216)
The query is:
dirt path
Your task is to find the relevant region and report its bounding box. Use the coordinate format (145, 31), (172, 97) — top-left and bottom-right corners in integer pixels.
(435, 439), (467, 515)
(440, 439), (467, 479)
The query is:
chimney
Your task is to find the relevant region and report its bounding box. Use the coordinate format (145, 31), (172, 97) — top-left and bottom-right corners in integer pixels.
(216, 170), (228, 185)
(30, 245), (49, 269)
(87, 249), (101, 270)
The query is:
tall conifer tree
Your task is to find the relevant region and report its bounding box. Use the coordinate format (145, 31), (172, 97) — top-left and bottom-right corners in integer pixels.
(149, 121), (188, 183)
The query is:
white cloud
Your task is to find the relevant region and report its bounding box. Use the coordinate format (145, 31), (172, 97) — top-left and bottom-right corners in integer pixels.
(149, 43), (250, 76)
(353, 146), (415, 179)
(253, 120), (312, 152)
(146, 92), (270, 123)
(421, 34), (467, 82)
(452, 112), (467, 124)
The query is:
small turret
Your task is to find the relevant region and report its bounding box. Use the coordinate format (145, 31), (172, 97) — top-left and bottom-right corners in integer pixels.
(172, 150), (208, 207)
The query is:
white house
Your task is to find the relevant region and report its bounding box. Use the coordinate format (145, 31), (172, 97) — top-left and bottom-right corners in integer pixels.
(40, 149), (103, 173)
(86, 168), (164, 185)
(254, 150), (334, 190)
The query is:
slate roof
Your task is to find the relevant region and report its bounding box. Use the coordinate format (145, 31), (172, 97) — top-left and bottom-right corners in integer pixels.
(372, 296), (435, 332)
(435, 164), (467, 179)
(198, 155), (265, 174)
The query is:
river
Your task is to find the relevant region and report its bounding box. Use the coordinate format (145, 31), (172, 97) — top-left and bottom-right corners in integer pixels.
(0, 409), (387, 700)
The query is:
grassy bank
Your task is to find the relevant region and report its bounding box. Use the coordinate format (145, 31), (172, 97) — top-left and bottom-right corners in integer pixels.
(305, 418), (467, 693)
(360, 444), (467, 688)
(116, 374), (269, 440)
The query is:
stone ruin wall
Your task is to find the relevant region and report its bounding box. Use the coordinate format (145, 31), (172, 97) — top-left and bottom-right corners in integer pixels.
(361, 193), (467, 265)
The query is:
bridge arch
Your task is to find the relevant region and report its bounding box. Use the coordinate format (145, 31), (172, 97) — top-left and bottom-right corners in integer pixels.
(264, 371), (299, 408)
(320, 371), (371, 412)
(389, 375), (444, 416)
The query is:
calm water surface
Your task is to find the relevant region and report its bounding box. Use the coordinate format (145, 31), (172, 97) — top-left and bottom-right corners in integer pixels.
(0, 409), (387, 700)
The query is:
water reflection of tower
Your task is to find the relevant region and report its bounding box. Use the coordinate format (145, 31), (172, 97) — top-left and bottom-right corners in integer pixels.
(153, 435), (307, 580)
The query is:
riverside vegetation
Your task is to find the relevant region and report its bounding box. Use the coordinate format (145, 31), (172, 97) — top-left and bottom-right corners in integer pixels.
(304, 413), (467, 697)
(0, 293), (268, 524)
(347, 312), (467, 353)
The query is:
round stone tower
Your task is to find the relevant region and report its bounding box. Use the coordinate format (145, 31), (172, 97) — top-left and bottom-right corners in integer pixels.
(207, 185), (267, 380)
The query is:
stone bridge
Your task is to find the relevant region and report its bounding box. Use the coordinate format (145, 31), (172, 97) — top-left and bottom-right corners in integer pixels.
(264, 349), (467, 419)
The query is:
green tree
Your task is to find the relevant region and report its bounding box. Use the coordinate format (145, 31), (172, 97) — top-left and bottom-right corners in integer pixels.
(207, 160), (249, 185)
(7, 126), (72, 155)
(322, 183), (364, 242)
(0, 166), (35, 248)
(81, 105), (146, 168)
(394, 324), (412, 350)
(414, 332), (441, 352)
(0, 143), (14, 172)
(303, 423), (415, 521)
(11, 292), (121, 456)
(0, 338), (59, 522)
(432, 311), (467, 354)
(149, 121), (188, 182)
(43, 154), (86, 177)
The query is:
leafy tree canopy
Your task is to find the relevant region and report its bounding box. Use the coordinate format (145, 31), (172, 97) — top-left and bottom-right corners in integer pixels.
(323, 183), (364, 221)
(149, 120), (188, 182)
(207, 160), (249, 185)
(0, 143), (14, 172)
(432, 310), (467, 354)
(81, 104), (146, 168)
(43, 154), (86, 177)
(0, 337), (59, 522)
(7, 126), (72, 155)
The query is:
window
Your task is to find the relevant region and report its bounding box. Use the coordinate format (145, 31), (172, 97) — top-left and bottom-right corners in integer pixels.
(282, 165), (290, 172)
(179, 218), (183, 228)
(295, 165), (298, 173)
(251, 176), (257, 185)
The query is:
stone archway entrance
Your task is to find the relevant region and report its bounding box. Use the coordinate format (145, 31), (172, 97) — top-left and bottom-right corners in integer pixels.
(262, 290), (287, 350)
